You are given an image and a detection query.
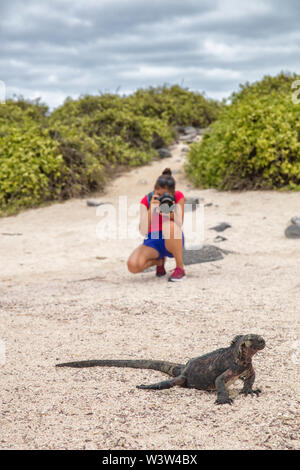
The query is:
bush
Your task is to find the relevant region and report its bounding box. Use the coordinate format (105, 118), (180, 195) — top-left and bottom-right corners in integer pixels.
(0, 124), (64, 215)
(186, 72), (300, 190)
(127, 85), (221, 127)
(0, 87), (221, 216)
(49, 94), (175, 188)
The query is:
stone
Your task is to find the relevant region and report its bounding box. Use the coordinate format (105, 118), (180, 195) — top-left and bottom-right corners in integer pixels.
(152, 132), (165, 149)
(87, 200), (113, 207)
(143, 246), (227, 271)
(214, 235), (227, 243)
(291, 217), (300, 225)
(182, 245), (225, 265)
(180, 134), (196, 143)
(186, 137), (197, 144)
(209, 222), (231, 232)
(285, 224), (300, 239)
(143, 245), (230, 271)
(178, 126), (197, 143)
(157, 148), (172, 159)
(184, 197), (200, 212)
(183, 126), (197, 135)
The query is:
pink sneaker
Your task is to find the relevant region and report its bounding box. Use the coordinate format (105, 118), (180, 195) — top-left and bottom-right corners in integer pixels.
(156, 258), (166, 277)
(168, 267), (186, 282)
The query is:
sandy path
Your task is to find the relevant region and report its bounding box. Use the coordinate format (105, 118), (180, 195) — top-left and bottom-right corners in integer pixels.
(0, 139), (299, 450)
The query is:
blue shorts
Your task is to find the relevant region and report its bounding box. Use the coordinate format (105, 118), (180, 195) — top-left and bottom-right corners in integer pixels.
(143, 231), (185, 259)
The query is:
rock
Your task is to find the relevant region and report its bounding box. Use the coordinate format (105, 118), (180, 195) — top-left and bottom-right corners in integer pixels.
(184, 197), (200, 212)
(183, 126), (197, 135)
(209, 222), (231, 232)
(291, 216), (300, 225)
(214, 235), (227, 243)
(182, 245), (225, 265)
(180, 135), (197, 143)
(186, 137), (197, 144)
(157, 148), (172, 159)
(172, 169), (180, 175)
(152, 132), (165, 149)
(185, 196), (200, 204)
(1, 232), (23, 236)
(197, 128), (207, 136)
(204, 202), (213, 207)
(137, 179), (148, 185)
(181, 146), (189, 153)
(178, 126), (197, 143)
(285, 225), (300, 239)
(142, 245), (227, 269)
(87, 200), (113, 207)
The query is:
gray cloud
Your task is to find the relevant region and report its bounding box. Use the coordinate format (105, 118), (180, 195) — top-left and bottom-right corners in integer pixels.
(0, 0), (299, 108)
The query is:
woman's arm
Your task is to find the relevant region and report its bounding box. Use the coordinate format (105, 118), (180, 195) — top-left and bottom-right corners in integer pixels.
(139, 194), (160, 236)
(173, 197), (185, 227)
(139, 203), (148, 236)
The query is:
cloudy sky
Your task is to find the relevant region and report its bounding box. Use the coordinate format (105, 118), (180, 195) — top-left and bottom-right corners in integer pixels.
(1, 0), (299, 108)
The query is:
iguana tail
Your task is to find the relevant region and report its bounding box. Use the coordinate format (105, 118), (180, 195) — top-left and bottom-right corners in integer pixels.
(56, 359), (183, 377)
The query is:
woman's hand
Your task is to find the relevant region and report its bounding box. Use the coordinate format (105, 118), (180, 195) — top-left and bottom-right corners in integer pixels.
(150, 193), (160, 213)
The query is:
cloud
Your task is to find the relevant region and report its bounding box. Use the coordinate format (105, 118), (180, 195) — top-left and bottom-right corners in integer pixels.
(0, 0), (299, 108)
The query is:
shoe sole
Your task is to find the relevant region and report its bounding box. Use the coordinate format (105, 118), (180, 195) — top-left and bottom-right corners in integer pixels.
(168, 275), (186, 282)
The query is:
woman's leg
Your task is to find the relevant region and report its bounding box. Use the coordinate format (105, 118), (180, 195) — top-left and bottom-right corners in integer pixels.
(163, 221), (184, 269)
(127, 244), (162, 274)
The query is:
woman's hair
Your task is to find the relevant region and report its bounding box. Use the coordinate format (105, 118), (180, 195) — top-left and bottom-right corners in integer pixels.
(155, 168), (175, 191)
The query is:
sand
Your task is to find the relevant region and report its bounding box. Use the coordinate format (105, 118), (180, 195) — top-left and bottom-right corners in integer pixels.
(0, 139), (299, 450)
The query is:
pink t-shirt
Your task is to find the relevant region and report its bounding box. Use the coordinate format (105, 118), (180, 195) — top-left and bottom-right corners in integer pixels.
(140, 190), (185, 233)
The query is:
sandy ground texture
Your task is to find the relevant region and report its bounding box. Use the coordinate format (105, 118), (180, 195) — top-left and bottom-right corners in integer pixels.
(0, 137), (299, 450)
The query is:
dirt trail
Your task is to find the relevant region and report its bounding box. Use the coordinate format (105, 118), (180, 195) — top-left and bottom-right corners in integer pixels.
(0, 139), (299, 450)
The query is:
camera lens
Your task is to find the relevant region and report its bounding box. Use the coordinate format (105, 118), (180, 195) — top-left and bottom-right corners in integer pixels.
(158, 193), (175, 213)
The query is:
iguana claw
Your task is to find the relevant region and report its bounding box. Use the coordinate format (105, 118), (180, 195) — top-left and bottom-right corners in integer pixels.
(240, 388), (261, 397)
(215, 397), (233, 405)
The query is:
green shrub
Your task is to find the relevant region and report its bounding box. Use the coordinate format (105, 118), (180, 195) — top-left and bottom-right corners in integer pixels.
(127, 85), (221, 127)
(0, 87), (221, 216)
(49, 96), (175, 180)
(0, 97), (49, 128)
(186, 72), (300, 190)
(0, 124), (64, 215)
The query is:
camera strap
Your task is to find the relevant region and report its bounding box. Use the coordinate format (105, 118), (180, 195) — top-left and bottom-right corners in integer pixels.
(146, 191), (154, 207)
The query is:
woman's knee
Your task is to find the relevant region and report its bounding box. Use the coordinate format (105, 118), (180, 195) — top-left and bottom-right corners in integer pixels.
(127, 257), (144, 274)
(127, 258), (138, 273)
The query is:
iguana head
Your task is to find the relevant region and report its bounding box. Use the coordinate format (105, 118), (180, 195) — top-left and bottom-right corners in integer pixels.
(231, 334), (265, 364)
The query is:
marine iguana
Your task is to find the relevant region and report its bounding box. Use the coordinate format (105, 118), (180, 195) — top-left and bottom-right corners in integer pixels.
(56, 334), (265, 405)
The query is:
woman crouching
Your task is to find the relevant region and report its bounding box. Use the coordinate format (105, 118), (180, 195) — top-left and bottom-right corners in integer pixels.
(127, 168), (186, 282)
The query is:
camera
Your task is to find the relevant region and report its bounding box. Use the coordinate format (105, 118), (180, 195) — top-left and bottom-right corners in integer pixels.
(155, 192), (176, 214)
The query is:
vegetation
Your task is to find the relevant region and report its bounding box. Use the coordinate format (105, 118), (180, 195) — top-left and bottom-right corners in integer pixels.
(186, 72), (300, 190)
(3, 73), (299, 218)
(0, 86), (220, 216)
